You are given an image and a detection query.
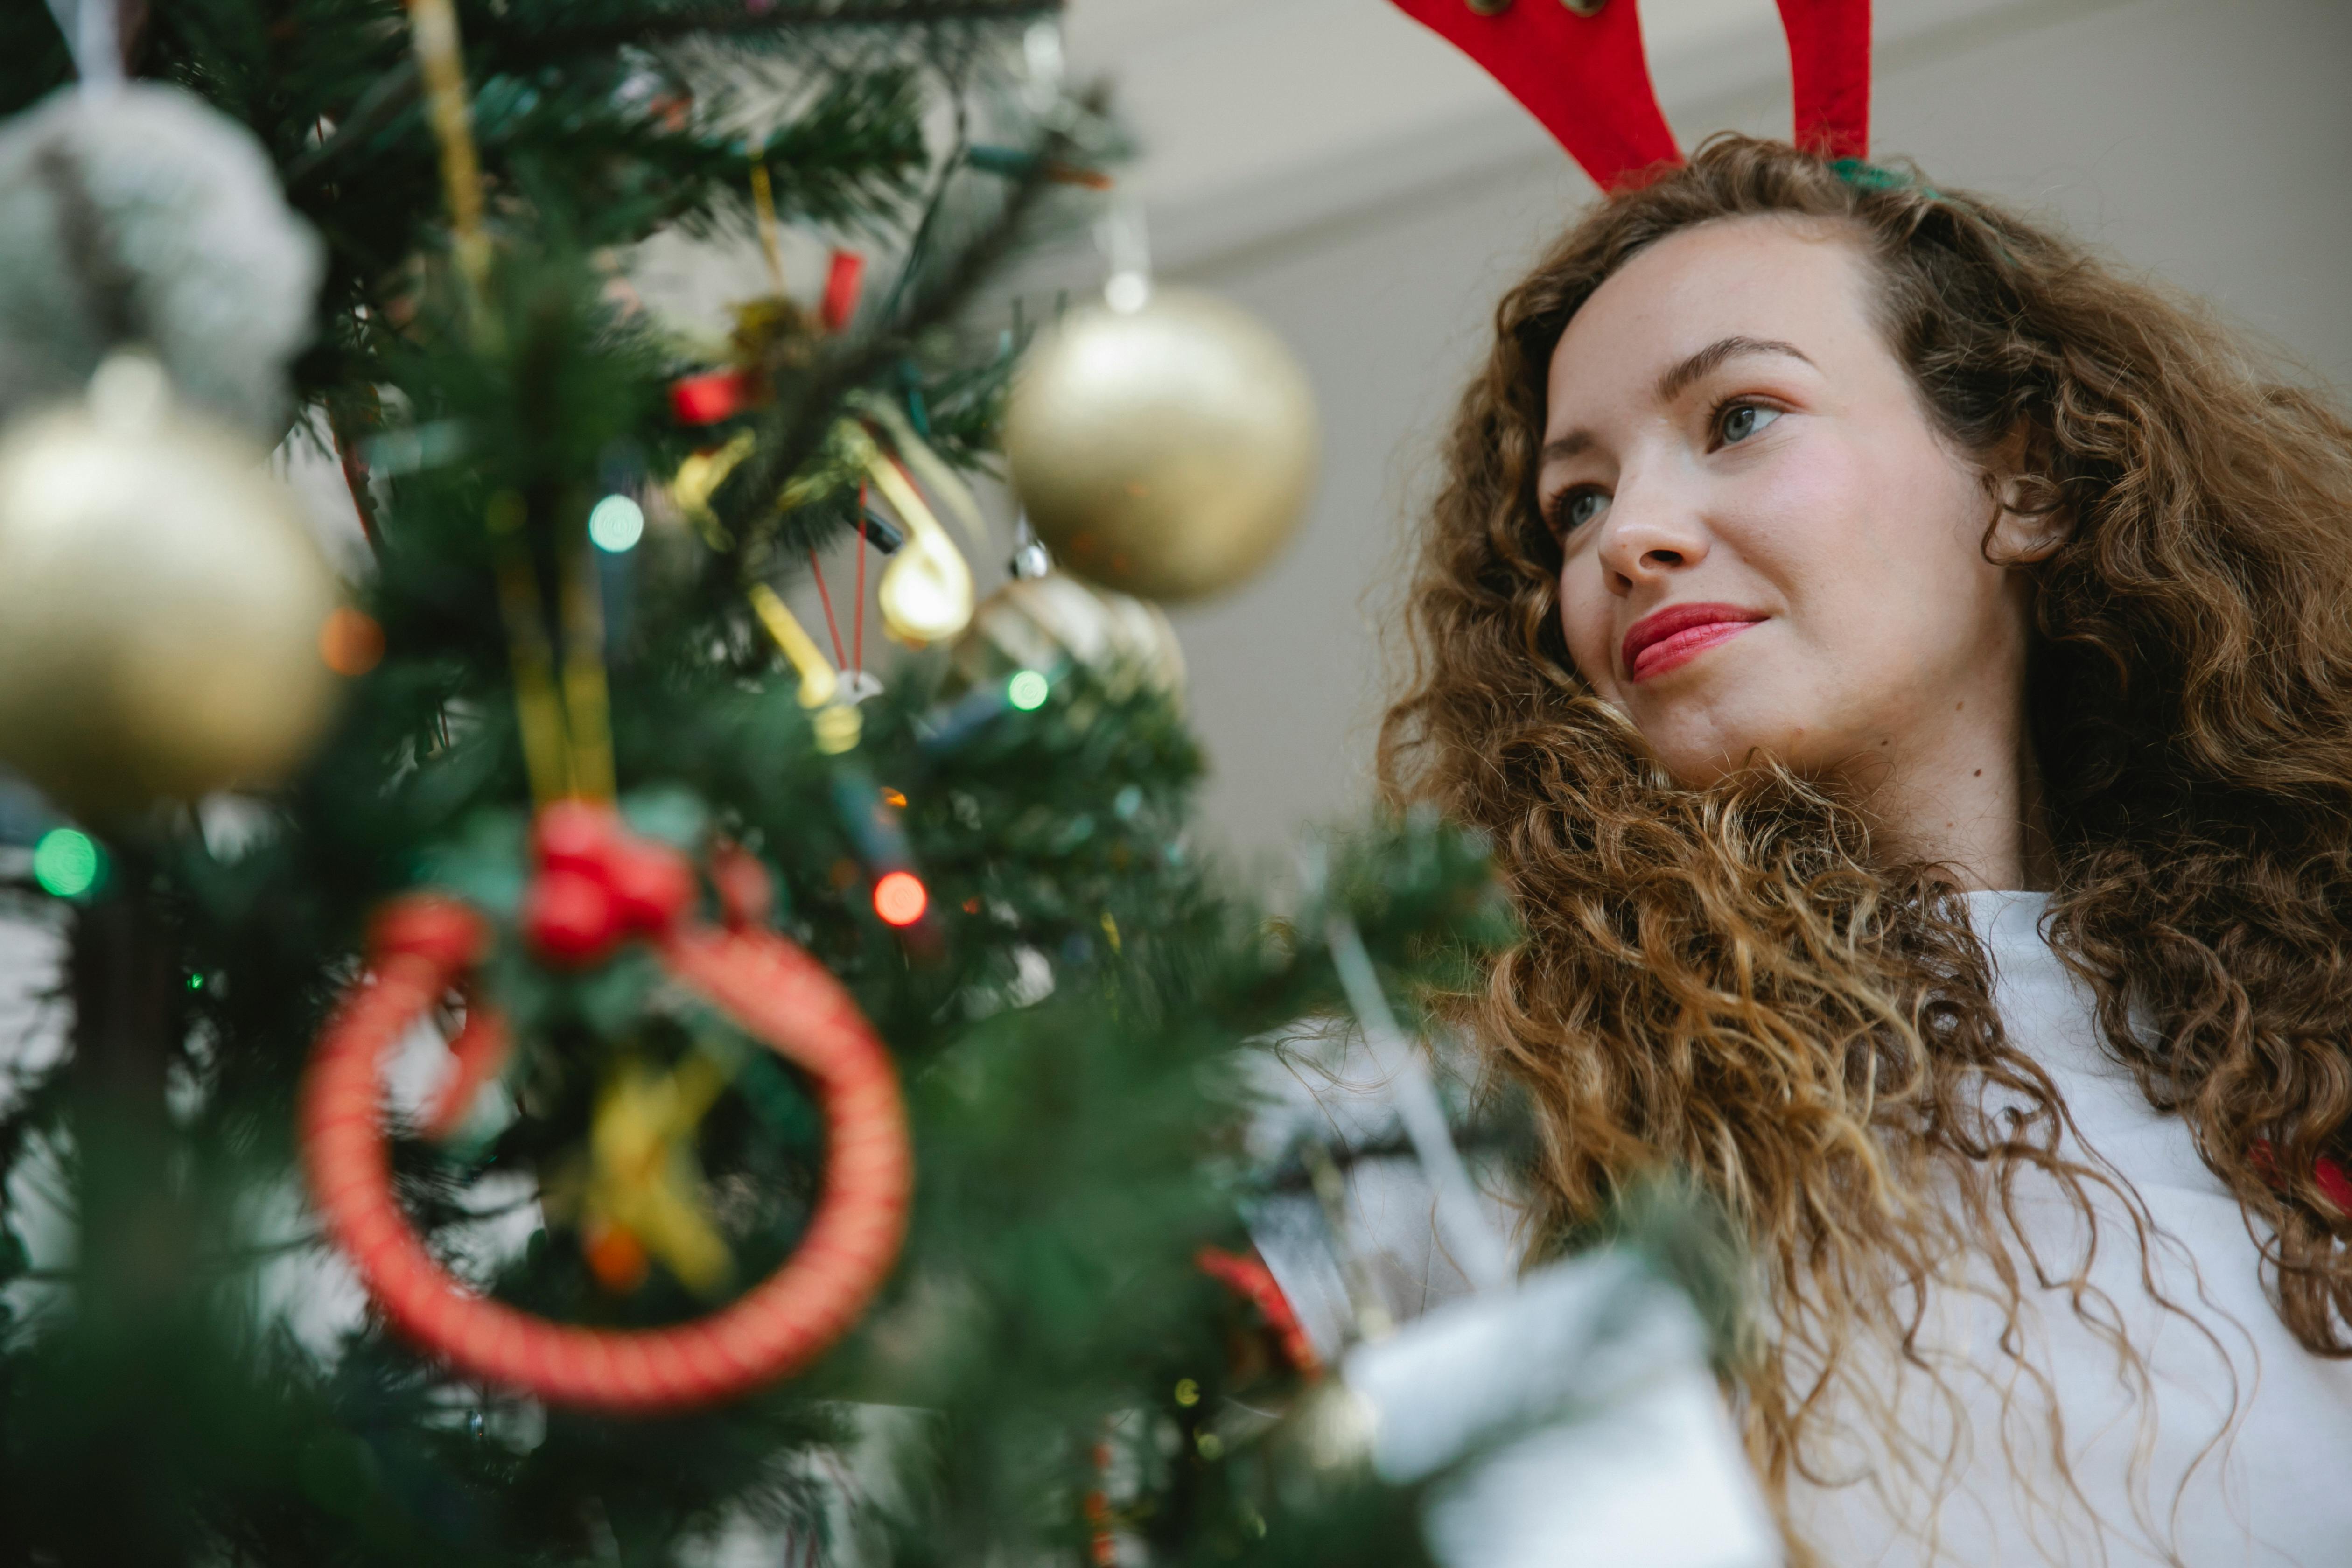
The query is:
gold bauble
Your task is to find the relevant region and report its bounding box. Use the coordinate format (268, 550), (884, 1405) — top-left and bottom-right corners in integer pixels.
(951, 574), (1186, 702)
(0, 357), (341, 819)
(1004, 287), (1318, 602)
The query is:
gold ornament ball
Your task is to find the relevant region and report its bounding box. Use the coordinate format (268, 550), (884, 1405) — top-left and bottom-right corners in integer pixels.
(952, 574), (1186, 703)
(1005, 287), (1319, 602)
(0, 357), (342, 819)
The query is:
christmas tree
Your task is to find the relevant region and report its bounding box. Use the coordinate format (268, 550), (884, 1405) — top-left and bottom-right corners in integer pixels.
(0, 3), (1514, 1564)
(0, 4), (1772, 1565)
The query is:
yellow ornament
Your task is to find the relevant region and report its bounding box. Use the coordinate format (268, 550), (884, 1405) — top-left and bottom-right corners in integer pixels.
(0, 356), (341, 819)
(952, 573), (1186, 702)
(1004, 287), (1319, 602)
(745, 582), (863, 755)
(582, 1052), (734, 1296)
(848, 423), (973, 647)
(670, 429), (756, 547)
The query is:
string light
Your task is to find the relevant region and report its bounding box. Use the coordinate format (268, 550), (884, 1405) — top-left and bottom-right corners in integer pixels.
(32, 828), (102, 898)
(1006, 670), (1050, 711)
(872, 870), (928, 927)
(1104, 271), (1149, 313)
(588, 494), (645, 553)
(319, 606), (385, 676)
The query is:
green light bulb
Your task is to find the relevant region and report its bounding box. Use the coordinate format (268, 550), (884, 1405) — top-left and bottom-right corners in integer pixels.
(1006, 670), (1050, 711)
(32, 829), (102, 898)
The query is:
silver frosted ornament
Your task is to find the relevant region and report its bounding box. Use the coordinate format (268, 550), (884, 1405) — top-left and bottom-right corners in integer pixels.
(0, 83), (325, 440)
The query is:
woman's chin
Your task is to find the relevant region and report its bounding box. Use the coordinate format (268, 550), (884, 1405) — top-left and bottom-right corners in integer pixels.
(1637, 714), (1820, 790)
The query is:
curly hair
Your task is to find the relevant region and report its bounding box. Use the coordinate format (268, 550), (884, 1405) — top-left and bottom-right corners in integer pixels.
(1380, 135), (2352, 1555)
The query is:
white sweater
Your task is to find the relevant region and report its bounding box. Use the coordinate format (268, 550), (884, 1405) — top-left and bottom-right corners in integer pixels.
(1790, 889), (2352, 1567)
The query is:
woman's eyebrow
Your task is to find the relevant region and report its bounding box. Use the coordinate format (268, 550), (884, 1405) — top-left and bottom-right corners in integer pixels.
(1539, 429), (1595, 466)
(1542, 336), (1818, 466)
(1655, 335), (1816, 402)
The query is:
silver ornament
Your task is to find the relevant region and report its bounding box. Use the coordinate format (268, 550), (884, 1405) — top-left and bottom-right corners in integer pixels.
(0, 84), (325, 440)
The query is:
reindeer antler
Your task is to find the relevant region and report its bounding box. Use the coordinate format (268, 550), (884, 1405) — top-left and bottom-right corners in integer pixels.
(1385, 0), (1679, 191)
(1384, 0), (1872, 190)
(1775, 0), (1872, 161)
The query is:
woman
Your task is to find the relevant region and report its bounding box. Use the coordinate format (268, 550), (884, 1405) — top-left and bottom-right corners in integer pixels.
(1382, 135), (2352, 1565)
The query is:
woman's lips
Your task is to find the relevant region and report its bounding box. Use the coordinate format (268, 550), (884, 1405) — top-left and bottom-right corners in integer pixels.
(1621, 602), (1768, 683)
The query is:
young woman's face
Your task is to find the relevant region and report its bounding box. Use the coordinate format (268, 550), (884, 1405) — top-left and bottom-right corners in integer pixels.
(1540, 217), (2032, 789)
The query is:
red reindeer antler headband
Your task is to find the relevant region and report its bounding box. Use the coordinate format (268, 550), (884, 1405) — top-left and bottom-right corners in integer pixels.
(1386, 0), (1871, 191)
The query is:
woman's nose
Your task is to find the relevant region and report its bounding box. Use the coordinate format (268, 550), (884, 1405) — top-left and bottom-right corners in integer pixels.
(1592, 477), (1709, 598)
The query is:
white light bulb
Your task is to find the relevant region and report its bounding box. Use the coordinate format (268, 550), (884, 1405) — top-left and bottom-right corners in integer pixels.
(588, 493), (645, 553)
(1104, 271), (1151, 314)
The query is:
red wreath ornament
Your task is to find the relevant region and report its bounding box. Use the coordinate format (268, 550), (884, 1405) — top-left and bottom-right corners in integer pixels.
(300, 801), (913, 1414)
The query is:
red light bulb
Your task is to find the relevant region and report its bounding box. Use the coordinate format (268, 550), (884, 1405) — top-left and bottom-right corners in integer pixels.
(872, 871), (927, 927)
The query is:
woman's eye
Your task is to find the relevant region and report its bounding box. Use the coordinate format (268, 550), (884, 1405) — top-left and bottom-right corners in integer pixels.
(1552, 489), (1609, 535)
(1717, 402), (1782, 445)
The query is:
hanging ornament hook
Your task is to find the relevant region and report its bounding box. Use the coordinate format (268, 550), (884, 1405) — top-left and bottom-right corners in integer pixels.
(748, 141), (789, 297)
(1021, 16), (1067, 117)
(1097, 190), (1153, 315)
(43, 0), (125, 92)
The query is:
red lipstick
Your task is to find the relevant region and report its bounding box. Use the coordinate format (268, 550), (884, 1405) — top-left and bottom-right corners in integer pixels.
(1621, 602), (1767, 683)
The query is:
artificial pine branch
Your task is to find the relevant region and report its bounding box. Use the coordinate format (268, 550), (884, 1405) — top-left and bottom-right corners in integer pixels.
(285, 0), (1049, 189)
(707, 95), (1099, 578)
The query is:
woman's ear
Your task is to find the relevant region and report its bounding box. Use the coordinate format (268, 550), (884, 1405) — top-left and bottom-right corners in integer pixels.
(1982, 427), (2069, 564)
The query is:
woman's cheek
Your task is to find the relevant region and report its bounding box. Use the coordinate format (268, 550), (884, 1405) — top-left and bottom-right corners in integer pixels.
(1704, 454), (1873, 630)
(1559, 563), (1617, 693)
(1716, 450), (1848, 564)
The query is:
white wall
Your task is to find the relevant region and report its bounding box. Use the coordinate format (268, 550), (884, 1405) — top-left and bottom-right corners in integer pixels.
(1074, 0), (2352, 854)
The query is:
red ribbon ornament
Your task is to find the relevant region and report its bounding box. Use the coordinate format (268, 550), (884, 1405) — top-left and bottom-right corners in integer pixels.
(300, 804), (912, 1413)
(670, 368), (759, 426)
(1196, 1244), (1321, 1376)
